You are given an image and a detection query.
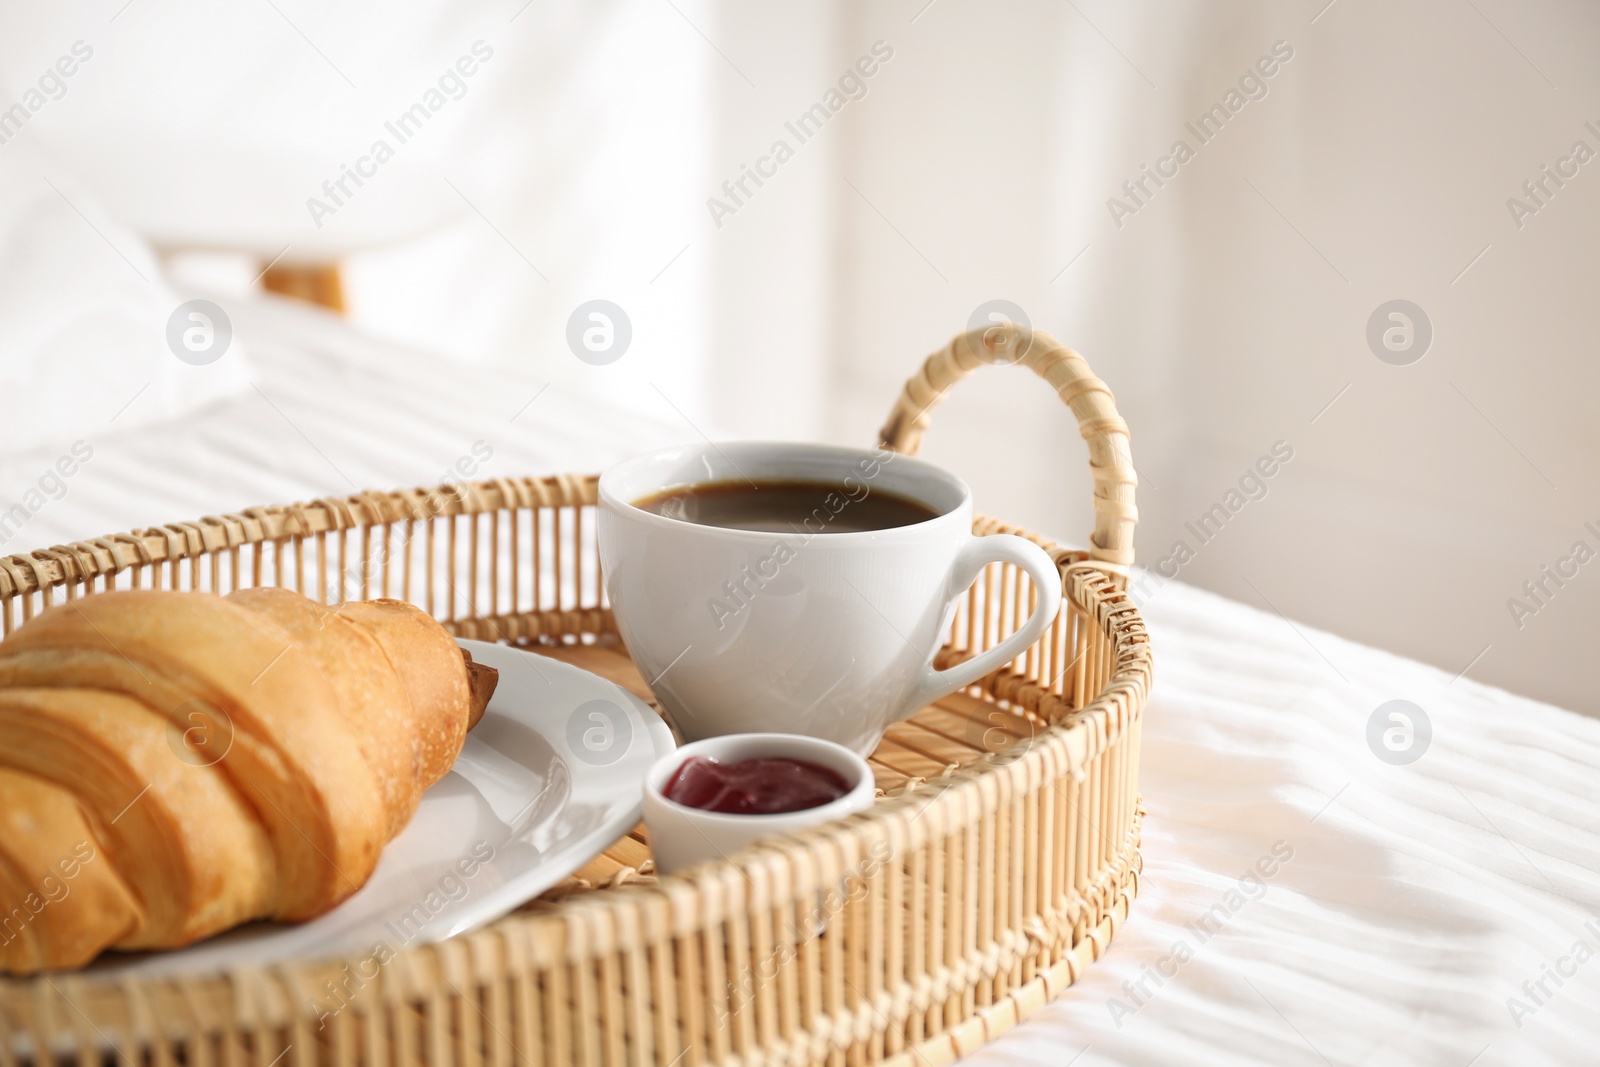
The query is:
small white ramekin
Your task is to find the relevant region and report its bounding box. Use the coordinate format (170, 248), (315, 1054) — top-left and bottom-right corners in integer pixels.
(642, 733), (876, 875)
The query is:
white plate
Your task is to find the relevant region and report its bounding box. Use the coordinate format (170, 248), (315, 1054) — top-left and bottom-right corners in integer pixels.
(92, 639), (676, 979)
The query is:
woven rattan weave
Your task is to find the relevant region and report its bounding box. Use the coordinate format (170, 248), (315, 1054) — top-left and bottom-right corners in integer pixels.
(0, 327), (1149, 1067)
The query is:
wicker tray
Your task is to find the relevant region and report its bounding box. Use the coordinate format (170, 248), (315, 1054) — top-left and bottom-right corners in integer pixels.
(0, 327), (1149, 1067)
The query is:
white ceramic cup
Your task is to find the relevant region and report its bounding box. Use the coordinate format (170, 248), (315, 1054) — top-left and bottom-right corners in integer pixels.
(641, 732), (876, 875)
(598, 441), (1062, 754)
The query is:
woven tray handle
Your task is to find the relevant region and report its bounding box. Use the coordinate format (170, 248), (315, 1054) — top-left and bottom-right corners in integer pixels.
(877, 324), (1137, 568)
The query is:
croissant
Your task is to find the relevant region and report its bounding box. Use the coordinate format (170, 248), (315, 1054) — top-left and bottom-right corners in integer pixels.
(0, 588), (497, 975)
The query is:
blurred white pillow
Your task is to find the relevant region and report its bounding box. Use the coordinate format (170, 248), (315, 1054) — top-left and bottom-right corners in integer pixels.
(0, 141), (249, 452)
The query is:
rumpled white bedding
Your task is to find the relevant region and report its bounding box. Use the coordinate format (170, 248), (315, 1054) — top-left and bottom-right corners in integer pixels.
(0, 293), (686, 551)
(3, 296), (1596, 1067)
(968, 583), (1600, 1067)
(0, 140), (253, 454)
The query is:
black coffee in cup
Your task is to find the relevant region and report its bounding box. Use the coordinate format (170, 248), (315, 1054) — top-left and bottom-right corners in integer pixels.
(634, 480), (939, 534)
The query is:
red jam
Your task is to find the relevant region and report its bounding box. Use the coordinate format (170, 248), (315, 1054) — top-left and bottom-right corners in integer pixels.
(663, 756), (851, 815)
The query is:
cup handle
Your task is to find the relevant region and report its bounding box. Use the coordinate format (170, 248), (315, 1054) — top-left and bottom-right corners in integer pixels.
(904, 534), (1063, 715)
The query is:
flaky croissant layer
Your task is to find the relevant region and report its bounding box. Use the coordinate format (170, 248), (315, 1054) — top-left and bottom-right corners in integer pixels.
(0, 589), (496, 975)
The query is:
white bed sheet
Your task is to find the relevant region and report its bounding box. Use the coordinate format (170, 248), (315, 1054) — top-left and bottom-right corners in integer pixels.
(0, 294), (689, 552)
(3, 296), (1596, 1067)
